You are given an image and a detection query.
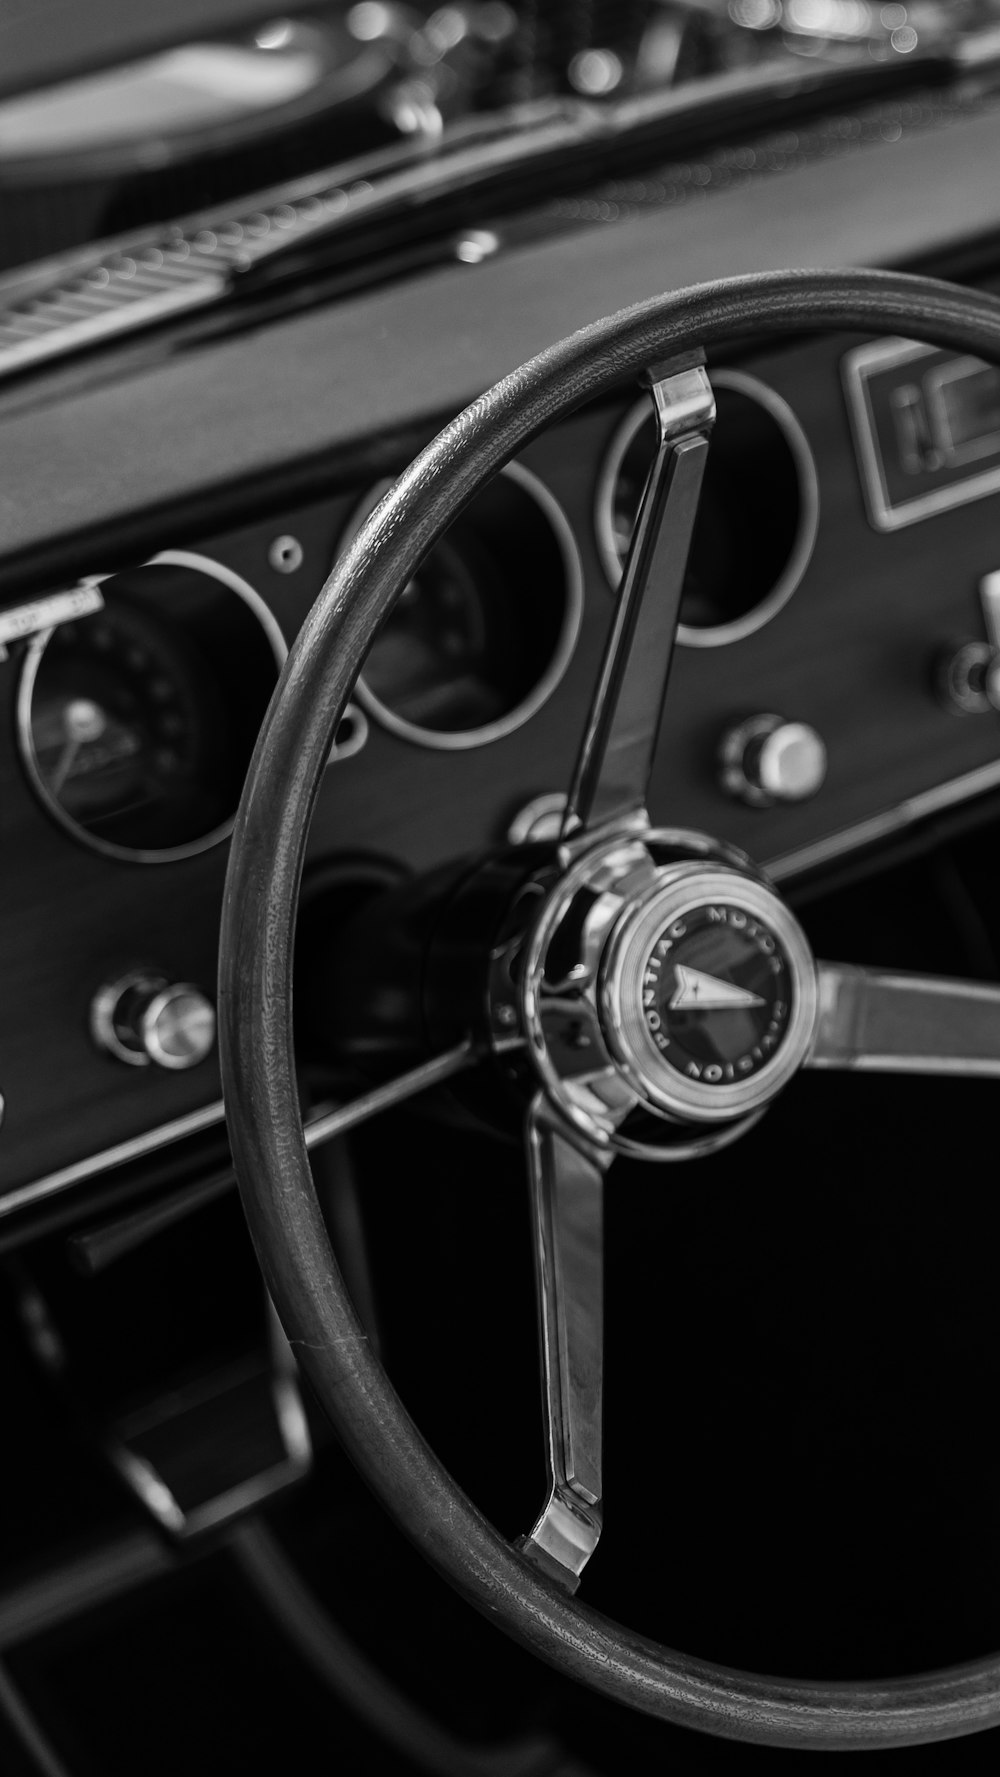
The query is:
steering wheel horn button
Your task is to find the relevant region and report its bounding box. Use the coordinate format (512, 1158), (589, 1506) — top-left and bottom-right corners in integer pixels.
(516, 833), (818, 1146)
(601, 866), (818, 1124)
(642, 910), (791, 1089)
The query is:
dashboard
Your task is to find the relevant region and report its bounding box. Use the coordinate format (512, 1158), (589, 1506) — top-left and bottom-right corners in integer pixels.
(7, 292), (1000, 1217)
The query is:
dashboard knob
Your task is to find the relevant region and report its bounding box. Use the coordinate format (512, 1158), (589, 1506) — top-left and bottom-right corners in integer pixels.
(91, 971), (216, 1070)
(720, 714), (827, 807)
(935, 640), (1000, 715)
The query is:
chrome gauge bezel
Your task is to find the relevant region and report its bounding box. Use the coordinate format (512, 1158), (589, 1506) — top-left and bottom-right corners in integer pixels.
(344, 461), (585, 751)
(16, 549), (287, 864)
(594, 368), (820, 648)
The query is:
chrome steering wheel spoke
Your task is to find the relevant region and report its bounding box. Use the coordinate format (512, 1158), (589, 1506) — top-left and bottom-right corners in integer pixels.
(809, 962), (1000, 1076)
(520, 1097), (608, 1591)
(563, 354), (716, 838)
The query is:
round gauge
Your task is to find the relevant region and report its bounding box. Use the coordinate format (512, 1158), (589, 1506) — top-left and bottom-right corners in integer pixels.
(594, 369), (819, 647)
(343, 462), (584, 751)
(18, 552), (285, 862)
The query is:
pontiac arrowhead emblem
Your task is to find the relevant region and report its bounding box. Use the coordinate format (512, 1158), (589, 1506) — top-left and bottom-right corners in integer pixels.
(668, 964), (766, 1012)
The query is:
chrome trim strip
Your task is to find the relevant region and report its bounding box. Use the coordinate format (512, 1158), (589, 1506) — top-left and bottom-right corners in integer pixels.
(0, 1099), (226, 1221)
(0, 1046), (475, 1224)
(767, 752), (1000, 881)
(842, 336), (1000, 532)
(593, 369), (820, 648)
(0, 280), (223, 379)
(301, 1043), (475, 1147)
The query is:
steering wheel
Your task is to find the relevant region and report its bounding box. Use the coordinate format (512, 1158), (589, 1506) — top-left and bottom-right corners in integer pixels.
(218, 268), (1000, 1749)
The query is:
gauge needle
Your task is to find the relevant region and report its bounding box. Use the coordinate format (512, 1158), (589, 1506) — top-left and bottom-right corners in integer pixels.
(50, 697), (108, 793)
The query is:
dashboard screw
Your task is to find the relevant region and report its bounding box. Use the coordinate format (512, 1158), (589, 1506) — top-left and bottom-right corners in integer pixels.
(269, 534), (304, 574)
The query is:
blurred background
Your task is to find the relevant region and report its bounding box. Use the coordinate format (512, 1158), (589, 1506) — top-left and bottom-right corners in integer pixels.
(4, 2), (1000, 275)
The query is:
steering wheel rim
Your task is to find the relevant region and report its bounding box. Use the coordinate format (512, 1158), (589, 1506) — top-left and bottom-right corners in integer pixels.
(219, 267), (1000, 1748)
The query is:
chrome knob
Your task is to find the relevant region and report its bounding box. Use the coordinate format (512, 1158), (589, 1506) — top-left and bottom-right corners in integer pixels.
(936, 640), (1000, 715)
(720, 714), (827, 807)
(940, 571), (1000, 713)
(92, 971), (216, 1070)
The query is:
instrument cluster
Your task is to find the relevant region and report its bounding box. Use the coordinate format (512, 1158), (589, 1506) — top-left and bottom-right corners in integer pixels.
(12, 332), (1000, 875)
(11, 336), (1000, 873)
(7, 361), (829, 869)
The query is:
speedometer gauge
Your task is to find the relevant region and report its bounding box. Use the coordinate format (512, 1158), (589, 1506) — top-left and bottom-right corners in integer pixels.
(18, 552), (285, 862)
(25, 601), (215, 847)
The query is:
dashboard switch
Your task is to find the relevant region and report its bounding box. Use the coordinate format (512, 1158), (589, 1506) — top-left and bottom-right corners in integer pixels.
(937, 575), (1000, 714)
(91, 971), (216, 1070)
(720, 714), (827, 807)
